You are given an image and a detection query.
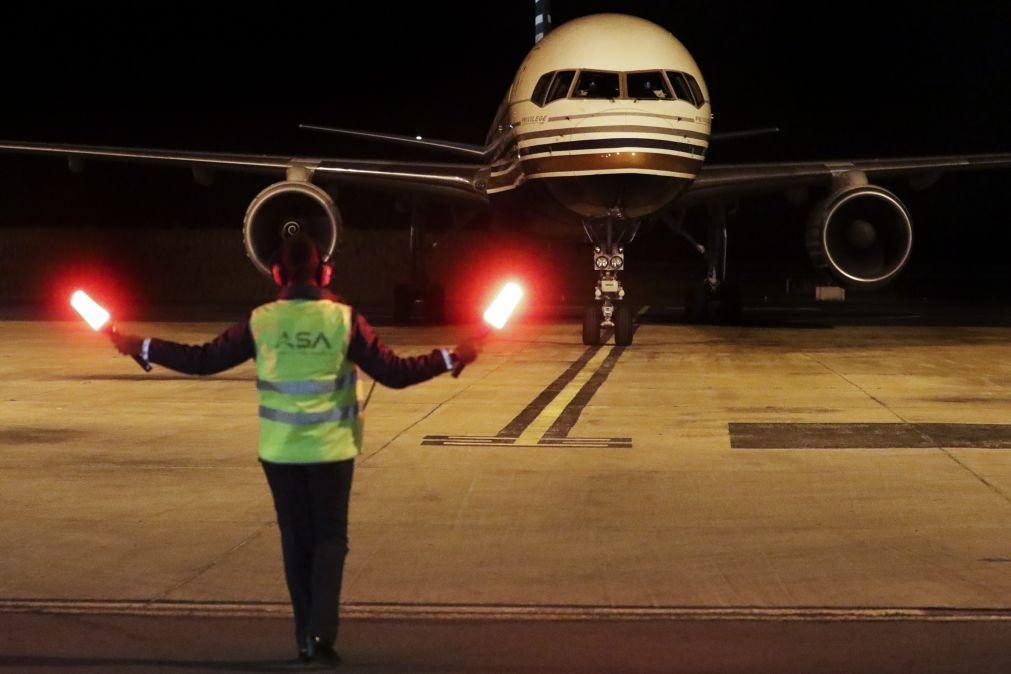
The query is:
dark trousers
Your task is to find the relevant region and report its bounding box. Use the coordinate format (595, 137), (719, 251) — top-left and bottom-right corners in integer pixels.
(261, 459), (354, 649)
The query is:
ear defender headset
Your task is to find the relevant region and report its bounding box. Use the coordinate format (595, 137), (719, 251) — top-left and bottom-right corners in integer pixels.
(318, 259), (333, 287)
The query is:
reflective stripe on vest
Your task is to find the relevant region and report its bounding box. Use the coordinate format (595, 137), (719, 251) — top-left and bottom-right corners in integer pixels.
(259, 404), (359, 425)
(249, 299), (363, 464)
(256, 371), (358, 395)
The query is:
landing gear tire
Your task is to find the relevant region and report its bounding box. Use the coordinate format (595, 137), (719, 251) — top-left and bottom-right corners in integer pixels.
(684, 283), (743, 324)
(424, 284), (446, 324)
(614, 303), (634, 346)
(582, 305), (602, 346)
(684, 285), (707, 324)
(393, 284), (412, 324)
(717, 283), (743, 324)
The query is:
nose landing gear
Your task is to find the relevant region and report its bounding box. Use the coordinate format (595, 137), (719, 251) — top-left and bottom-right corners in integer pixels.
(582, 216), (638, 346)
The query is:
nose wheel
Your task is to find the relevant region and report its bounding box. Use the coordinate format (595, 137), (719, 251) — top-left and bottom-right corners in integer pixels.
(583, 301), (634, 346)
(582, 248), (635, 346)
(613, 302), (634, 345)
(583, 305), (602, 345)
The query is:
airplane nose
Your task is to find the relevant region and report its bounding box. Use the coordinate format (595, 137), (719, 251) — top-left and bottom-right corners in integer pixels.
(544, 172), (692, 219)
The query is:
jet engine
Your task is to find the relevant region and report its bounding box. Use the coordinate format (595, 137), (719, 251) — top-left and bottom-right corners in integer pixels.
(805, 185), (913, 288)
(243, 181), (341, 276)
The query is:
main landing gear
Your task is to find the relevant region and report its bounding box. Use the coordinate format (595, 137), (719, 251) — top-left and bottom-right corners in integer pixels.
(393, 198), (445, 324)
(582, 214), (639, 347)
(668, 205), (742, 324)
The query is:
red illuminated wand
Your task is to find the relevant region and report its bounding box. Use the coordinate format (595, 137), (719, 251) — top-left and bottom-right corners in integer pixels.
(452, 281), (523, 378)
(71, 290), (152, 372)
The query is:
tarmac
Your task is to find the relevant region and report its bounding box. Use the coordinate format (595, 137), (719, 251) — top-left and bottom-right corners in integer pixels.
(2, 311), (1010, 671)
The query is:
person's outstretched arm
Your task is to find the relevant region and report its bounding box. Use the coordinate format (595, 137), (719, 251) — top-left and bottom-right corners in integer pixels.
(110, 321), (255, 375)
(347, 310), (476, 388)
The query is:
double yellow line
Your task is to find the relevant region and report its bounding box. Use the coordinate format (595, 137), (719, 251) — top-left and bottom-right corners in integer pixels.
(513, 346), (616, 446)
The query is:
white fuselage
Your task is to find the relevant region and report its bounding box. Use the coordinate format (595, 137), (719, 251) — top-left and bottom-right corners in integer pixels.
(485, 14), (713, 220)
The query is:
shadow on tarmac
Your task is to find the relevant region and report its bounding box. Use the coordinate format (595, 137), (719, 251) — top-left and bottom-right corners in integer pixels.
(0, 655), (311, 672)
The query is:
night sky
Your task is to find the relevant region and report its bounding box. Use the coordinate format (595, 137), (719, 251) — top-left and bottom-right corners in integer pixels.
(3, 3), (1007, 154)
(1, 2), (1009, 299)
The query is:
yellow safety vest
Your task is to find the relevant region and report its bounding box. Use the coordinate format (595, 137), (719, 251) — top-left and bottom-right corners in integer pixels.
(250, 299), (363, 463)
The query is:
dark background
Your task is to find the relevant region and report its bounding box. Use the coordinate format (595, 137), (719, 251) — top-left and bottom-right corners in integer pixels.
(0, 2), (1008, 313)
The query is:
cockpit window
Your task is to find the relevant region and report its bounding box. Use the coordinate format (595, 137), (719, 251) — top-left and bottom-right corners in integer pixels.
(627, 71), (673, 100)
(685, 74), (706, 106)
(574, 70), (621, 99)
(531, 72), (554, 107)
(545, 70), (575, 104)
(665, 71), (694, 104)
(528, 69), (704, 106)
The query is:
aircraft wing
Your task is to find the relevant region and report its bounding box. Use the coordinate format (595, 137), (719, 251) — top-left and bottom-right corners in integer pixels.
(0, 140), (488, 203)
(686, 153), (1011, 202)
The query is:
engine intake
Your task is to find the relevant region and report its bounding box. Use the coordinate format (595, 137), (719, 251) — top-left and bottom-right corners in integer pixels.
(243, 181), (340, 276)
(806, 185), (912, 288)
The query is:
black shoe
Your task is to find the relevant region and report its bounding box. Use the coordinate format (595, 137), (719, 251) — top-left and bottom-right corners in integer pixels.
(297, 646), (313, 664)
(309, 638), (342, 667)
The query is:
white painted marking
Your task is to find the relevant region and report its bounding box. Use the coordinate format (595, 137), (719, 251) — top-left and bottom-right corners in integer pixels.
(5, 599), (1011, 622)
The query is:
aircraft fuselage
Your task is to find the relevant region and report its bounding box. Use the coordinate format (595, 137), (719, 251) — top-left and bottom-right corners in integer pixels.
(484, 13), (712, 221)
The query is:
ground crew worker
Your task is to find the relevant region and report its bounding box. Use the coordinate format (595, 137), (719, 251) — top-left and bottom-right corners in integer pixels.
(109, 233), (478, 666)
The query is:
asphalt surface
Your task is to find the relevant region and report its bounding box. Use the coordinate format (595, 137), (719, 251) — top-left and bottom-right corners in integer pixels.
(2, 314), (1011, 671)
(3, 611), (1011, 673)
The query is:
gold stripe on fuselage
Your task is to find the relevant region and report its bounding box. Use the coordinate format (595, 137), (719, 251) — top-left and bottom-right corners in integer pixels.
(487, 137), (706, 193)
(522, 152), (702, 178)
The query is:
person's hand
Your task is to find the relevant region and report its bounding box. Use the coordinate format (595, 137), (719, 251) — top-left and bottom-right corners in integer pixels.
(450, 338), (480, 378)
(452, 339), (480, 367)
(108, 327), (143, 357)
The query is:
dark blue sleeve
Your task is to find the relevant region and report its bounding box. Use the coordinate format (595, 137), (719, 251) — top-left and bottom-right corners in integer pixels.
(347, 310), (447, 388)
(147, 320), (255, 375)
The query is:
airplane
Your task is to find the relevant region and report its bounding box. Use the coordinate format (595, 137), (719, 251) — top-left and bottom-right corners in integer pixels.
(2, 5), (1010, 347)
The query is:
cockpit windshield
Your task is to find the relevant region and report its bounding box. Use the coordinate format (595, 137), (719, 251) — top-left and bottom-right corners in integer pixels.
(627, 72), (673, 100)
(531, 70), (576, 107)
(531, 73), (553, 107)
(685, 74), (705, 107)
(530, 69), (705, 108)
(546, 71), (575, 104)
(574, 71), (621, 100)
(666, 71), (705, 107)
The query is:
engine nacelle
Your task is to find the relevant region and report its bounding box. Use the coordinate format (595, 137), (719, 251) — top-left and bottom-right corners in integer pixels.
(806, 185), (913, 288)
(243, 181), (341, 276)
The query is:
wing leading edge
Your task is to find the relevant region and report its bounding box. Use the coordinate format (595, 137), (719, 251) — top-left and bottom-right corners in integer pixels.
(0, 140), (489, 203)
(687, 153), (1011, 202)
